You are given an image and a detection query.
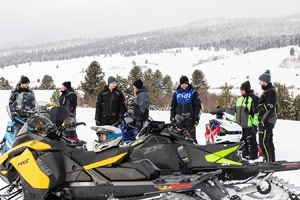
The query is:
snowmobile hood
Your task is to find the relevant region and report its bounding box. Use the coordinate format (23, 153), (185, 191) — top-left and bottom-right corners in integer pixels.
(0, 140), (51, 165)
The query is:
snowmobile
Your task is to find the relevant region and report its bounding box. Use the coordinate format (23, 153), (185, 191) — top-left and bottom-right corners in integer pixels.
(128, 120), (300, 199)
(0, 109), (230, 200)
(204, 108), (243, 144)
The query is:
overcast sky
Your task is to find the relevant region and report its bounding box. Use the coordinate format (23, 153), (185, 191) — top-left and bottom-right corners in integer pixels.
(1, 0), (300, 48)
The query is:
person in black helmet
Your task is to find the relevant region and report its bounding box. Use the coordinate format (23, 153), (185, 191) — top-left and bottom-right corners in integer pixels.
(170, 76), (202, 143)
(9, 76), (36, 120)
(59, 81), (77, 118)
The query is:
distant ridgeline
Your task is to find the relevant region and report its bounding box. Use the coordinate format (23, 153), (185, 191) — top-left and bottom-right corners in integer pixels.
(1, 15), (300, 68)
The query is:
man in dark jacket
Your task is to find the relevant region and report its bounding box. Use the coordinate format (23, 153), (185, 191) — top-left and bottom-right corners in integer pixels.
(233, 81), (259, 160)
(9, 76), (36, 119)
(133, 79), (149, 131)
(170, 76), (202, 143)
(258, 70), (278, 162)
(95, 76), (126, 126)
(59, 81), (77, 118)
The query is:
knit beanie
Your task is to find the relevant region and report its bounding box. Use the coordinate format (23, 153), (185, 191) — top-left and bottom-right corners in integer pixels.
(62, 81), (71, 89)
(21, 76), (30, 84)
(107, 76), (117, 85)
(180, 76), (189, 85)
(133, 79), (143, 89)
(259, 70), (271, 83)
(240, 81), (251, 93)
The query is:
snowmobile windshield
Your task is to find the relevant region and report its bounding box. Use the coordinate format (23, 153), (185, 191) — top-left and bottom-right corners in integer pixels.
(27, 115), (54, 135)
(11, 91), (36, 112)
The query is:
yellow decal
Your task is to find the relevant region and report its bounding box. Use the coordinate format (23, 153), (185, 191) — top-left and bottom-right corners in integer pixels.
(0, 170), (7, 175)
(10, 149), (49, 189)
(83, 152), (128, 170)
(155, 185), (173, 190)
(131, 139), (143, 147)
(0, 140), (51, 165)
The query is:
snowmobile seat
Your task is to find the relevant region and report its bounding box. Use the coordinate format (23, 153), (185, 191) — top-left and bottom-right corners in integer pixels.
(49, 106), (70, 126)
(71, 146), (131, 168)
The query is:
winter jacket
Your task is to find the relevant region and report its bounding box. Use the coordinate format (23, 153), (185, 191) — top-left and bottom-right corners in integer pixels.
(170, 84), (202, 122)
(9, 86), (36, 113)
(59, 88), (77, 117)
(258, 83), (278, 125)
(233, 92), (259, 128)
(133, 88), (150, 124)
(95, 86), (126, 123)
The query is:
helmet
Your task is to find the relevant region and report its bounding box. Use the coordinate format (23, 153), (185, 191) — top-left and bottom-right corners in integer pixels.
(91, 126), (123, 152)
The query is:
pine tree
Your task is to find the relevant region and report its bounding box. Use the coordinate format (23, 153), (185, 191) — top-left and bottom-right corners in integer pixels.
(191, 69), (209, 90)
(162, 75), (174, 94)
(0, 77), (12, 90)
(152, 70), (163, 91)
(81, 61), (105, 101)
(50, 89), (60, 105)
(128, 66), (143, 84)
(143, 68), (154, 88)
(276, 83), (293, 119)
(127, 66), (143, 94)
(39, 75), (56, 90)
(217, 82), (233, 108)
(116, 75), (131, 94)
(293, 95), (300, 121)
(290, 47), (295, 56)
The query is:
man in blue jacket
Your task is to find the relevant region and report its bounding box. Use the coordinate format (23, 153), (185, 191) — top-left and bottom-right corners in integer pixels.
(170, 76), (202, 143)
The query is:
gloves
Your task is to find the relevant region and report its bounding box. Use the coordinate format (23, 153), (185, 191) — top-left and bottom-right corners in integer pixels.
(118, 118), (124, 125)
(194, 121), (199, 127)
(170, 117), (175, 125)
(251, 126), (258, 134)
(95, 120), (101, 126)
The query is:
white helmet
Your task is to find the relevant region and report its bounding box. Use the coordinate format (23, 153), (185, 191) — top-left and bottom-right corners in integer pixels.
(91, 126), (123, 152)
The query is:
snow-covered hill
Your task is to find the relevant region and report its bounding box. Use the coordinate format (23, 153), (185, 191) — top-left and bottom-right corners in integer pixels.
(1, 46), (300, 96)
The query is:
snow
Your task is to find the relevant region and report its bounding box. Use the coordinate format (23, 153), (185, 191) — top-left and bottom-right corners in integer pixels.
(0, 91), (300, 191)
(0, 46), (300, 197)
(1, 47), (300, 96)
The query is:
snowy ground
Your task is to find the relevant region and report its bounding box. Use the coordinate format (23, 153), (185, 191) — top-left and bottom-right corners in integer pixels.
(0, 91), (300, 190)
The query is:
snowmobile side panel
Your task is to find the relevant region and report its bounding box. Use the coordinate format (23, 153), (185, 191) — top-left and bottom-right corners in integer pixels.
(95, 167), (147, 180)
(10, 148), (50, 189)
(71, 146), (130, 166)
(83, 152), (128, 170)
(0, 140), (52, 165)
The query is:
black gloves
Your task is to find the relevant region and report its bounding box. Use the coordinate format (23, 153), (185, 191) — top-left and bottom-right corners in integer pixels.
(95, 120), (101, 126)
(252, 125), (258, 134)
(118, 118), (123, 125)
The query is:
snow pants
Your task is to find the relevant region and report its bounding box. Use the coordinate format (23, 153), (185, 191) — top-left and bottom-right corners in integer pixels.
(177, 120), (197, 144)
(259, 122), (275, 163)
(241, 128), (258, 160)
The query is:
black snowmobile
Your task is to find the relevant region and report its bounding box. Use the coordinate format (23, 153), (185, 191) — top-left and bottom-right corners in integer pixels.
(128, 120), (300, 199)
(0, 108), (229, 200)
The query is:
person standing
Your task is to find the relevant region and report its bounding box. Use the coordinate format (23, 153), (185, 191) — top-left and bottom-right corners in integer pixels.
(170, 76), (202, 143)
(133, 79), (149, 131)
(9, 76), (36, 119)
(258, 70), (278, 162)
(95, 76), (126, 126)
(233, 81), (259, 160)
(59, 81), (77, 118)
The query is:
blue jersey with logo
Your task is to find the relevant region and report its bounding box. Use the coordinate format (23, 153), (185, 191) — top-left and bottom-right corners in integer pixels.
(175, 88), (196, 116)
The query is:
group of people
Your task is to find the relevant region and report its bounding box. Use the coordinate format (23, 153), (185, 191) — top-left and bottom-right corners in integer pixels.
(8, 70), (278, 163)
(233, 70), (278, 163)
